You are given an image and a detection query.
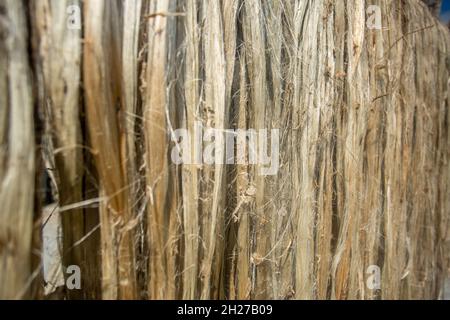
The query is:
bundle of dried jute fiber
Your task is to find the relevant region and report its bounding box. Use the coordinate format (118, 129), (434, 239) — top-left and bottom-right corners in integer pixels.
(0, 0), (449, 300)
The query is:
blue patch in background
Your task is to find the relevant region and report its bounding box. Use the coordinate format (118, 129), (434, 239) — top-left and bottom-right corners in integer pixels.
(442, 0), (450, 11)
(441, 0), (450, 23)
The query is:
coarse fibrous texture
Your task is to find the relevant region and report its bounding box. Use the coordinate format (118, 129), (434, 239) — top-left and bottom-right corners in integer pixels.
(138, 0), (450, 300)
(83, 0), (137, 299)
(144, 0), (181, 299)
(0, 0), (449, 300)
(31, 0), (101, 299)
(0, 0), (36, 299)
